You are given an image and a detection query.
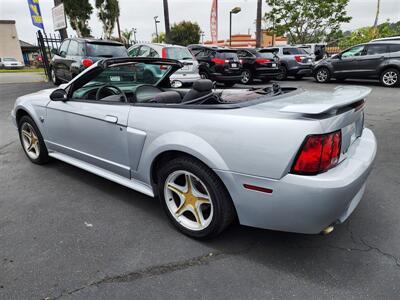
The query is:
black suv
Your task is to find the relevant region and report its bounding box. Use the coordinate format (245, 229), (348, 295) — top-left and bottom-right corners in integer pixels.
(313, 41), (400, 87)
(235, 48), (281, 84)
(50, 38), (128, 85)
(188, 45), (242, 87)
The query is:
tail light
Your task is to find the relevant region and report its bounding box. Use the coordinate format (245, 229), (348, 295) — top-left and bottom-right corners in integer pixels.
(160, 48), (168, 70)
(255, 58), (271, 64)
(211, 58), (226, 65)
(81, 58), (93, 68)
(294, 55), (305, 62)
(291, 130), (341, 175)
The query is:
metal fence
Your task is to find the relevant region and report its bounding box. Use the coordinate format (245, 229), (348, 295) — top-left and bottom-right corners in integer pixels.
(36, 30), (63, 80)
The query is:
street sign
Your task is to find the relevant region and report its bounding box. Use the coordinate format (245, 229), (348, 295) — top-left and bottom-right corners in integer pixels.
(52, 3), (67, 31)
(27, 0), (44, 31)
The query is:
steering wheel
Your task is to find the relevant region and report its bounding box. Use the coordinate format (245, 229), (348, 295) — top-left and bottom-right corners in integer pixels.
(95, 84), (127, 102)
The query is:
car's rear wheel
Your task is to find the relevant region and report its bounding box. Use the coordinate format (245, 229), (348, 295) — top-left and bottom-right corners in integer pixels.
(240, 69), (253, 84)
(18, 115), (49, 164)
(276, 65), (288, 81)
(157, 156), (235, 239)
(380, 68), (399, 87)
(315, 67), (331, 83)
(50, 68), (61, 85)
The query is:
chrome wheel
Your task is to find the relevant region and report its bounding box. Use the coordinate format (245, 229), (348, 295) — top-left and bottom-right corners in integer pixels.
(382, 71), (398, 86)
(164, 170), (213, 231)
(21, 122), (40, 160)
(316, 69), (328, 82)
(241, 70), (251, 84)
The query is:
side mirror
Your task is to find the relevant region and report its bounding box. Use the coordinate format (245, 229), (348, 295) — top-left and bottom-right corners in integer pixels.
(51, 48), (58, 55)
(50, 89), (68, 101)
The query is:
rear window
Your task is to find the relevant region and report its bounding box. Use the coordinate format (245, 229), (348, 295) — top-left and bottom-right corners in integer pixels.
(256, 52), (275, 59)
(86, 43), (128, 58)
(165, 47), (193, 60)
(216, 51), (238, 60)
(282, 48), (308, 55)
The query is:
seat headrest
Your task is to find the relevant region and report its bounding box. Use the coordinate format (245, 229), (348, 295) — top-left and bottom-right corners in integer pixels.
(192, 79), (213, 92)
(152, 91), (182, 104)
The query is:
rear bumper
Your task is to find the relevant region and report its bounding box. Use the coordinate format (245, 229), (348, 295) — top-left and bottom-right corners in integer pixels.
(212, 74), (242, 82)
(215, 128), (377, 234)
(254, 68), (281, 78)
(170, 73), (201, 84)
(288, 65), (313, 76)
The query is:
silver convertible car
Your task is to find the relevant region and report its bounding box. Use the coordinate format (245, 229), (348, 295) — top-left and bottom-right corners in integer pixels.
(11, 57), (377, 239)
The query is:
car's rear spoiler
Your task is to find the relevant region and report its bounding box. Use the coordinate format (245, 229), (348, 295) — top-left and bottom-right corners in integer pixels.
(279, 86), (371, 115)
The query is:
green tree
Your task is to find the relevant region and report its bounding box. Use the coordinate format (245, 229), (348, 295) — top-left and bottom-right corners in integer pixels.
(95, 0), (120, 39)
(121, 29), (133, 44)
(64, 0), (93, 37)
(169, 21), (201, 46)
(151, 32), (166, 43)
(265, 0), (352, 44)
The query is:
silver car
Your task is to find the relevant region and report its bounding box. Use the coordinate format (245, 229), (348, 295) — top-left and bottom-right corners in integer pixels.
(11, 57), (377, 239)
(128, 43), (200, 85)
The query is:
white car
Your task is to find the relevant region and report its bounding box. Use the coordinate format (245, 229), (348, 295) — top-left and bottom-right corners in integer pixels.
(0, 57), (24, 69)
(128, 43), (200, 86)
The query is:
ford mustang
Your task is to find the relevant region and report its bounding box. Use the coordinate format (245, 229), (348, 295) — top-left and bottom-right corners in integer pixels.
(11, 57), (377, 239)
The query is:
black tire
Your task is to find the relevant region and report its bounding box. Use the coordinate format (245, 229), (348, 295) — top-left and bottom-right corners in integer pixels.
(276, 65), (288, 81)
(294, 74), (304, 80)
(199, 71), (208, 79)
(157, 156), (235, 239)
(314, 67), (331, 83)
(380, 68), (400, 87)
(223, 82), (236, 88)
(18, 115), (49, 164)
(50, 67), (61, 85)
(240, 69), (253, 84)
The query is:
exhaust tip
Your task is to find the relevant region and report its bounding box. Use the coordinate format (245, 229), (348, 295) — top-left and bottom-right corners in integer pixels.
(321, 225), (334, 235)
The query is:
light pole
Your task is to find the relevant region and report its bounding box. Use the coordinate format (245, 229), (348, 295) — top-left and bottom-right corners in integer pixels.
(154, 16), (160, 43)
(132, 28), (137, 44)
(201, 31), (205, 44)
(229, 7), (241, 47)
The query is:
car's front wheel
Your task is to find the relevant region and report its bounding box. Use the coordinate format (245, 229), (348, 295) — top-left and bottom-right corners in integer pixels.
(157, 156), (235, 239)
(315, 67), (331, 83)
(50, 67), (61, 85)
(380, 68), (399, 87)
(18, 115), (49, 164)
(240, 69), (253, 84)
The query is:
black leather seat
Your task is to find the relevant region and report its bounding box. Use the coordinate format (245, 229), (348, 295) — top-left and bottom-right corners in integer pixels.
(151, 91), (182, 104)
(182, 79), (213, 102)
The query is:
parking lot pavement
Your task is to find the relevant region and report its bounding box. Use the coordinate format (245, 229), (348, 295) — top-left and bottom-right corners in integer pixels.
(0, 72), (46, 84)
(0, 80), (399, 299)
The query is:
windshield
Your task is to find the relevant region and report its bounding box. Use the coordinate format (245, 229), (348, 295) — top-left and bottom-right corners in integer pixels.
(165, 47), (193, 60)
(71, 62), (173, 99)
(3, 58), (17, 62)
(86, 43), (128, 58)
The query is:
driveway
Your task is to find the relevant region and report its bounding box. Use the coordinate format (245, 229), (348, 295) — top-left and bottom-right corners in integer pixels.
(0, 72), (46, 84)
(0, 80), (399, 299)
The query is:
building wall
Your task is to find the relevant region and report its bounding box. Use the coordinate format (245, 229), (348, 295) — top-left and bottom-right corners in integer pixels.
(0, 20), (24, 64)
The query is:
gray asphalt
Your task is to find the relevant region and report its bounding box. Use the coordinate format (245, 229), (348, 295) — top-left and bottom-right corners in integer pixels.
(0, 79), (399, 299)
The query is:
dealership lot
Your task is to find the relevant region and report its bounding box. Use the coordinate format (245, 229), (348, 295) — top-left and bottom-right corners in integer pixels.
(0, 80), (399, 299)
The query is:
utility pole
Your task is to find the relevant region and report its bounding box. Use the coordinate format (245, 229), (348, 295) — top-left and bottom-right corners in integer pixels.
(256, 0), (262, 48)
(154, 16), (160, 43)
(229, 7), (241, 47)
(163, 0), (171, 43)
(54, 0), (68, 40)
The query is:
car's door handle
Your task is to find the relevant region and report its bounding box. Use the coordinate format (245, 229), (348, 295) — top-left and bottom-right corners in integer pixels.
(104, 115), (118, 123)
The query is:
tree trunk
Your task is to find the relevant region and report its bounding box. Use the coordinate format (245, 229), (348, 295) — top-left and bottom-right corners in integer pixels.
(163, 0), (171, 43)
(256, 0), (262, 48)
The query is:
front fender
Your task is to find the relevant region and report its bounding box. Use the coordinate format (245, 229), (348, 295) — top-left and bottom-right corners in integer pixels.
(135, 131), (229, 184)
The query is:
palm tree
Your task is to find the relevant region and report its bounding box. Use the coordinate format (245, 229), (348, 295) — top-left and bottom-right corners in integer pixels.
(121, 29), (133, 44)
(163, 0), (171, 43)
(256, 0), (262, 48)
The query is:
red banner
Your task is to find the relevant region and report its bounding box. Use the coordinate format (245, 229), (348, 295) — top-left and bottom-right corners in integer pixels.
(210, 0), (218, 43)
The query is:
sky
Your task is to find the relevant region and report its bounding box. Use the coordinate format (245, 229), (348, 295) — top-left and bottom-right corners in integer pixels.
(0, 0), (399, 44)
